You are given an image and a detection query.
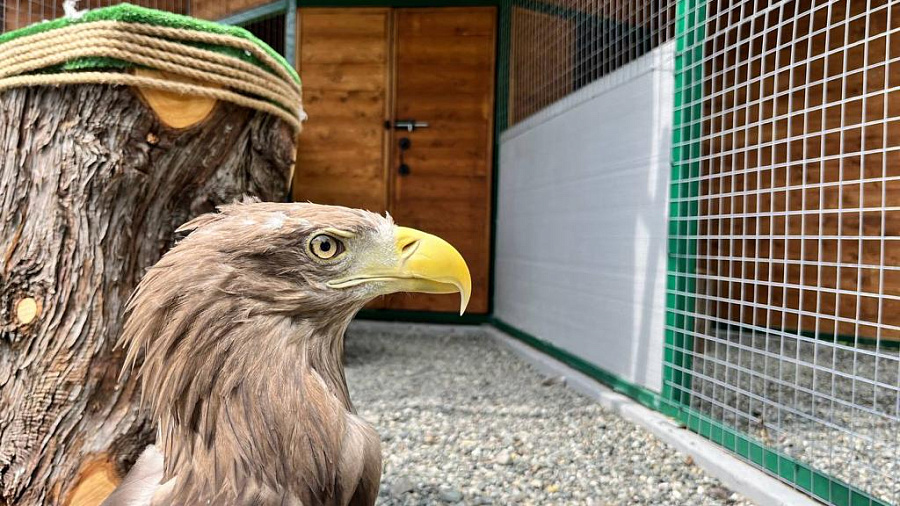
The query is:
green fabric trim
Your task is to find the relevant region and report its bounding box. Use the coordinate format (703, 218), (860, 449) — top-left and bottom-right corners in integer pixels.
(0, 3), (299, 84)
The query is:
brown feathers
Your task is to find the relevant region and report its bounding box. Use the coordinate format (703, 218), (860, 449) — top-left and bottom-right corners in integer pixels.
(114, 202), (388, 506)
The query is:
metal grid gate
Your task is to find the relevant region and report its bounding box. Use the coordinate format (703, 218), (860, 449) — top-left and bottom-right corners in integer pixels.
(666, 1), (900, 504)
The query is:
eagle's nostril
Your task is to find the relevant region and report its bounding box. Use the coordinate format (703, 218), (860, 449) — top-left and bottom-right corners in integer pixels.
(400, 238), (420, 258)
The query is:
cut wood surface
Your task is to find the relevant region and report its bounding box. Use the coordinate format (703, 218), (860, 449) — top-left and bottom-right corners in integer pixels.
(133, 69), (220, 129)
(0, 84), (294, 505)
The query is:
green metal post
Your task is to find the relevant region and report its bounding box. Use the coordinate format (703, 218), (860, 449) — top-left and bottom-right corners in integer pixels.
(662, 0), (704, 412)
(285, 0), (297, 67)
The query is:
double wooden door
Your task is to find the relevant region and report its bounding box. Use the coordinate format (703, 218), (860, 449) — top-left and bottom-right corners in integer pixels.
(294, 7), (496, 314)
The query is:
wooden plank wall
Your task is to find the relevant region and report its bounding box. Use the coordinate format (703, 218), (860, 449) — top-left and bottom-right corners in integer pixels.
(699, 0), (900, 340)
(293, 8), (391, 213)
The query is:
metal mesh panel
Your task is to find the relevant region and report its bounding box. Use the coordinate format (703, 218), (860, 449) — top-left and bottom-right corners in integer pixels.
(0, 0), (190, 32)
(498, 0), (677, 128)
(667, 1), (900, 504)
(0, 0), (289, 58)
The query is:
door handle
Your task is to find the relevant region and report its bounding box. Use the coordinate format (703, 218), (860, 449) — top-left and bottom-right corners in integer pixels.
(389, 119), (429, 132)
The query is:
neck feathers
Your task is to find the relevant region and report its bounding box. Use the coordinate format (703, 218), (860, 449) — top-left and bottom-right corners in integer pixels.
(120, 252), (358, 503)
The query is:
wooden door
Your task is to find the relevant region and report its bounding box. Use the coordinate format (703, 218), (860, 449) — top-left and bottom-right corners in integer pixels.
(385, 7), (496, 313)
(293, 7), (496, 314)
(294, 8), (391, 213)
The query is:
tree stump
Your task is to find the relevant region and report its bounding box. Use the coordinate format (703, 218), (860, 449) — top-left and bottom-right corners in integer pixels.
(0, 84), (295, 505)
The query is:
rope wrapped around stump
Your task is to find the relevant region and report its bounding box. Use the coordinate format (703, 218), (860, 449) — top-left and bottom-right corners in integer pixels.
(0, 20), (305, 133)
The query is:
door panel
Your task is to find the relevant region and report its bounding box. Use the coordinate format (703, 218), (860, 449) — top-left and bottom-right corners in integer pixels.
(385, 7), (496, 314)
(294, 8), (391, 214)
(293, 7), (495, 315)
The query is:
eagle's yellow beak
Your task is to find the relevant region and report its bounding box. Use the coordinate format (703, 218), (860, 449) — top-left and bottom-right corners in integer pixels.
(327, 226), (472, 314)
(391, 227), (472, 314)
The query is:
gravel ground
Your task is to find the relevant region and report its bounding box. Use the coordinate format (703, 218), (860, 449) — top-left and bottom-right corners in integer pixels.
(344, 322), (754, 506)
(691, 329), (900, 504)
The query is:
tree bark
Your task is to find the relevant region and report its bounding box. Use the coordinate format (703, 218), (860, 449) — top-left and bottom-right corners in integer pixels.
(0, 84), (295, 505)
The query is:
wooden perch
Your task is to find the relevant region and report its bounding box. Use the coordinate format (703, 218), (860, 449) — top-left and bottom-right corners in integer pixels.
(0, 83), (295, 506)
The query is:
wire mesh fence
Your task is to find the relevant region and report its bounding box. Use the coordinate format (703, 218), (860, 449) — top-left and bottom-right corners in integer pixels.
(497, 0), (677, 128)
(0, 0), (288, 57)
(0, 0), (287, 32)
(0, 0), (189, 31)
(666, 0), (900, 504)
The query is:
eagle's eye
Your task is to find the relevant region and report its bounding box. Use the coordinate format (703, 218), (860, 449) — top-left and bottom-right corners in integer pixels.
(309, 234), (344, 260)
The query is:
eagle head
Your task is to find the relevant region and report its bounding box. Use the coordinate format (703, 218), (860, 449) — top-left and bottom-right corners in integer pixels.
(113, 201), (471, 505)
(168, 200), (471, 316)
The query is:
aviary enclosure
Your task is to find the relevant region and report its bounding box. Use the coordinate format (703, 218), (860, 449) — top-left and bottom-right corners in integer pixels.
(2, 0), (900, 505)
(503, 0), (900, 502)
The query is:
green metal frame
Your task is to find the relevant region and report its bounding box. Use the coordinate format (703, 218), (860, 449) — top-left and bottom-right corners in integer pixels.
(489, 2), (509, 312)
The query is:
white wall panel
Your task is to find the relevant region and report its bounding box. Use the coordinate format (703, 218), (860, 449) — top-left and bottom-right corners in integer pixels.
(494, 42), (674, 392)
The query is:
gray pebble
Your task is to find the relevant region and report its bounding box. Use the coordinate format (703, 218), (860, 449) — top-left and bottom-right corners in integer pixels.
(541, 375), (567, 387)
(344, 322), (755, 506)
(438, 487), (463, 503)
(389, 476), (414, 498)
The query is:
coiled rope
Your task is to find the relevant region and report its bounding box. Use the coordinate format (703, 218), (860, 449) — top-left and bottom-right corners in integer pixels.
(0, 20), (305, 133)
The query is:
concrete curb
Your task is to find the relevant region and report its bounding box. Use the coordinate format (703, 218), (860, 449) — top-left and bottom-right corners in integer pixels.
(482, 325), (822, 506)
